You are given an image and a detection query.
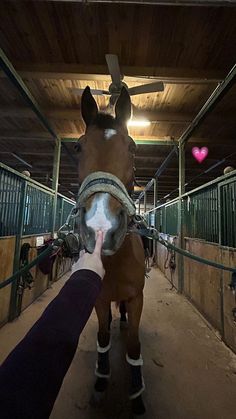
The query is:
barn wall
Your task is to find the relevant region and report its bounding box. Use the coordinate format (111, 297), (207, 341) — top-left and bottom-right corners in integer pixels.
(221, 248), (236, 352)
(20, 235), (51, 311)
(156, 237), (236, 353)
(184, 239), (222, 332)
(0, 234), (72, 326)
(0, 237), (15, 326)
(156, 235), (179, 290)
(20, 235), (72, 311)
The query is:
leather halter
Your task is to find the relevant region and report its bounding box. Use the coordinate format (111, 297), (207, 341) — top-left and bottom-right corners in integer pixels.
(77, 171), (136, 217)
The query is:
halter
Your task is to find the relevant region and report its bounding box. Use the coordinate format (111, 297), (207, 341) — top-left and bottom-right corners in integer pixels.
(77, 171), (136, 216)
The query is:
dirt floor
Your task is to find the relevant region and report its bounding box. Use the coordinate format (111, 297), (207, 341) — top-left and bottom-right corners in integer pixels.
(0, 267), (236, 419)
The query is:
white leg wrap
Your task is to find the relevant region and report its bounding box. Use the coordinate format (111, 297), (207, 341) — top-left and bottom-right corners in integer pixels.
(95, 361), (111, 378)
(129, 377), (145, 400)
(97, 340), (111, 353)
(126, 353), (143, 366)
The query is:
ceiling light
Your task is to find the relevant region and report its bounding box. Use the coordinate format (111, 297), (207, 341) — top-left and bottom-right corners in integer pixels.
(127, 119), (151, 127)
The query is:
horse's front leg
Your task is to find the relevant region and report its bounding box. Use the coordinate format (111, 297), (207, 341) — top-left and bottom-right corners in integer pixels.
(126, 292), (146, 415)
(94, 299), (111, 393)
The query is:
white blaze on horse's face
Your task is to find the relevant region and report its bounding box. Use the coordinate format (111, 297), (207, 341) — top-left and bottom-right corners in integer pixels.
(85, 193), (118, 240)
(104, 129), (117, 140)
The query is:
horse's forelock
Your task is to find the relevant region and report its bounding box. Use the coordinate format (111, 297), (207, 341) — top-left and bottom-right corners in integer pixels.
(93, 113), (118, 130)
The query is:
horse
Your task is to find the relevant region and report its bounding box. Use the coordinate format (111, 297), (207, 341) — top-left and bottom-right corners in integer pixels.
(76, 86), (146, 415)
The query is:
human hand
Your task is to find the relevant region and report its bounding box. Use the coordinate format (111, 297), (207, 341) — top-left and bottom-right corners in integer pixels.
(72, 231), (105, 279)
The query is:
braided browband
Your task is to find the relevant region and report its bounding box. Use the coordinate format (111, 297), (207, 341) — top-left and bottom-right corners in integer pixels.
(78, 171), (136, 216)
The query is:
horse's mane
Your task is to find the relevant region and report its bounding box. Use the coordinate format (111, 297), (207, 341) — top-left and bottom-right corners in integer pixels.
(93, 113), (118, 130)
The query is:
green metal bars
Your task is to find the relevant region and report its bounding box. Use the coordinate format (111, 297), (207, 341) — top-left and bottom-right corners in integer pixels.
(154, 201), (178, 235)
(0, 167), (23, 236)
(147, 173), (236, 247)
(55, 195), (75, 231)
(23, 185), (54, 235)
(165, 202), (178, 236)
(0, 164), (75, 238)
(184, 186), (218, 243)
(220, 178), (236, 248)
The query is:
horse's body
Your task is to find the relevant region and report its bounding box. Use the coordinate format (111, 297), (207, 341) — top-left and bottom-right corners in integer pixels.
(77, 86), (146, 414)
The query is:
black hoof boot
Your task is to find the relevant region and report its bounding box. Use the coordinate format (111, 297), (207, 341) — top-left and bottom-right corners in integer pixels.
(94, 377), (108, 392)
(132, 395), (146, 415)
(90, 377), (108, 407)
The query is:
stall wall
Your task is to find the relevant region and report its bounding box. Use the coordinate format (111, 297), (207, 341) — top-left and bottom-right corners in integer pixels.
(221, 248), (236, 352)
(0, 237), (15, 325)
(21, 235), (51, 311)
(156, 237), (236, 353)
(21, 235), (72, 311)
(0, 234), (72, 325)
(156, 235), (179, 290)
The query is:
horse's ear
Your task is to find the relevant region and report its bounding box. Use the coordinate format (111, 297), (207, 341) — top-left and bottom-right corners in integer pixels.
(115, 87), (131, 125)
(81, 86), (98, 126)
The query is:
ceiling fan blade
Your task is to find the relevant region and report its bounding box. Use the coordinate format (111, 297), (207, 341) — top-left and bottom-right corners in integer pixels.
(105, 54), (122, 85)
(69, 88), (110, 96)
(128, 82), (164, 96)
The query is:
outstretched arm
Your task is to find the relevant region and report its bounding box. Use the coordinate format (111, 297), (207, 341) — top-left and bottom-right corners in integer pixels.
(0, 231), (104, 419)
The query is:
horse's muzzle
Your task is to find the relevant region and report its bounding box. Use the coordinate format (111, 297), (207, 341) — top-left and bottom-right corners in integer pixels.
(80, 206), (128, 256)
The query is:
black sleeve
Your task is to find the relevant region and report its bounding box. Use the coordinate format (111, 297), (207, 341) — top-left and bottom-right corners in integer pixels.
(0, 269), (101, 419)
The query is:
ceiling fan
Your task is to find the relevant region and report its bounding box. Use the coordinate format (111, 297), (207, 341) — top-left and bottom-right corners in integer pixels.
(69, 54), (164, 106)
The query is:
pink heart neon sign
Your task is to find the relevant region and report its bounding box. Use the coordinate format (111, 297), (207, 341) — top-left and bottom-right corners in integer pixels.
(192, 147), (208, 163)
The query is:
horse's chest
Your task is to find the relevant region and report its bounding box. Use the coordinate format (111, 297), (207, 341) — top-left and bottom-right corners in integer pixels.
(101, 276), (142, 301)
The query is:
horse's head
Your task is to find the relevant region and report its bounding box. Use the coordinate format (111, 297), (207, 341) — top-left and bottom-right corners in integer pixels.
(76, 86), (136, 255)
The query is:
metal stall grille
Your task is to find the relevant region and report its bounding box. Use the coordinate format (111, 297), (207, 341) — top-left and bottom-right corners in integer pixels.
(147, 173), (236, 246)
(184, 186), (219, 243)
(220, 179), (236, 248)
(62, 199), (75, 223)
(0, 168), (23, 236)
(155, 207), (164, 233)
(165, 201), (178, 236)
(55, 195), (63, 231)
(23, 185), (54, 235)
(55, 195), (75, 231)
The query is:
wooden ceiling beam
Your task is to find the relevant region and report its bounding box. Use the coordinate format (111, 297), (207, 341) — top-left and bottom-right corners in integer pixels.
(0, 63), (224, 84)
(0, 130), (52, 141)
(0, 106), (193, 123)
(2, 106), (235, 127)
(1, 129), (235, 149)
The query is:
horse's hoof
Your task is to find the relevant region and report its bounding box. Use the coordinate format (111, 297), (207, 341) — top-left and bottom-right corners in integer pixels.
(132, 395), (146, 415)
(120, 319), (128, 330)
(94, 377), (108, 392)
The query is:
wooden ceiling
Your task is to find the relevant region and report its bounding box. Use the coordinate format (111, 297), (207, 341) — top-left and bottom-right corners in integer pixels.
(0, 0), (236, 203)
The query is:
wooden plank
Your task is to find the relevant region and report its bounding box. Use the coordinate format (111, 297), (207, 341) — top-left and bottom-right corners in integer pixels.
(0, 106), (194, 122)
(1, 107), (235, 129)
(185, 239), (222, 331)
(21, 235), (51, 312)
(0, 63), (225, 84)
(0, 130), (53, 140)
(0, 237), (16, 325)
(221, 247), (236, 353)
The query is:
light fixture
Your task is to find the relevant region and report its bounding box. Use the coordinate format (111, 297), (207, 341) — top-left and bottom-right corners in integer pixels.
(127, 119), (151, 127)
(134, 186), (145, 192)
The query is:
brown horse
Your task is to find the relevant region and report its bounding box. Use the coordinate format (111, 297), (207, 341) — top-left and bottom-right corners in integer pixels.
(77, 86), (146, 415)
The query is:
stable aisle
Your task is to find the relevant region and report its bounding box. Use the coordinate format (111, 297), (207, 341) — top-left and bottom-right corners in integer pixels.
(0, 268), (235, 419)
